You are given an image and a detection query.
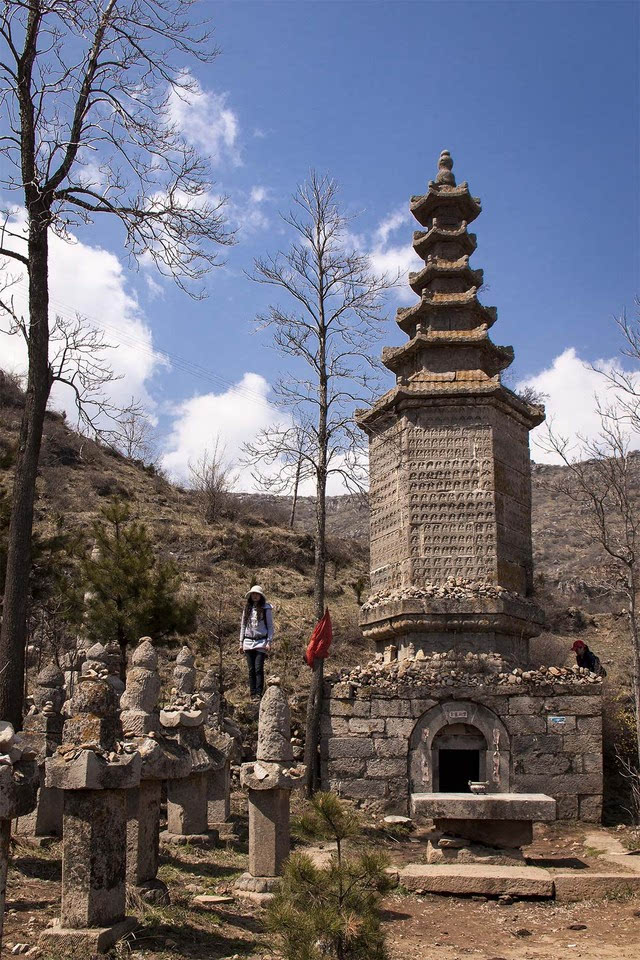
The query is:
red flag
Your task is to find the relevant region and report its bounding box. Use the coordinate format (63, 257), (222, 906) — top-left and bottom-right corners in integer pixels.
(305, 608), (332, 668)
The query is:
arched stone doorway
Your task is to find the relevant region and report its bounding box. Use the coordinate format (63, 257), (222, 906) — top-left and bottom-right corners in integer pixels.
(409, 701), (510, 795)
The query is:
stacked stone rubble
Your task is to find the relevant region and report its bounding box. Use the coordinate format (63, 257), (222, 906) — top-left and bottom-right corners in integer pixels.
(41, 645), (141, 953)
(121, 638), (191, 904)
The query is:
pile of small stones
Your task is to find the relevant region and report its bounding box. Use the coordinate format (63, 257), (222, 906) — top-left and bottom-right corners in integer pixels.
(362, 577), (527, 611)
(56, 739), (139, 765)
(289, 722), (304, 761)
(328, 652), (603, 692)
(165, 691), (208, 713)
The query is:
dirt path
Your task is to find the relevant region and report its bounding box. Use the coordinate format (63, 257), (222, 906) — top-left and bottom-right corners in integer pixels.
(3, 824), (640, 958)
(382, 893), (640, 960)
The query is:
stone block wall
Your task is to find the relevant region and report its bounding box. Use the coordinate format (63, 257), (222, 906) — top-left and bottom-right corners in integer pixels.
(320, 680), (603, 822)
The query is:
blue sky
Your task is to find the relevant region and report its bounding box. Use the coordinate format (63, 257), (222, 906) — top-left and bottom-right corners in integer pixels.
(1, 0), (638, 486)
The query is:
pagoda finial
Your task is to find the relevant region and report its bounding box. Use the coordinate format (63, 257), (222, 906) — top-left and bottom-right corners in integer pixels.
(436, 149), (456, 187)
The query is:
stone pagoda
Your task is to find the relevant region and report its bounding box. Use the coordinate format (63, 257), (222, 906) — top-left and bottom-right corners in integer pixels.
(320, 153), (604, 825)
(357, 150), (545, 663)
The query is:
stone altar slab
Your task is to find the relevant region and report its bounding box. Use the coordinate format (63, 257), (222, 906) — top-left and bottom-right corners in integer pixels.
(410, 792), (556, 822)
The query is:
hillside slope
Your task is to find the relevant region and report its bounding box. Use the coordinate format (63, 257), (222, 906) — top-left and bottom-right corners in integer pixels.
(0, 376), (368, 709)
(0, 371), (635, 709)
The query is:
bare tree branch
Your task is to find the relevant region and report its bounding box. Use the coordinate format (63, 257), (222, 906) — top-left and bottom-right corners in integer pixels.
(243, 171), (398, 795)
(0, 0), (234, 731)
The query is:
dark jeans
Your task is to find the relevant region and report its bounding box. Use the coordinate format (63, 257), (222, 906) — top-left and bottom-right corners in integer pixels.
(245, 649), (266, 697)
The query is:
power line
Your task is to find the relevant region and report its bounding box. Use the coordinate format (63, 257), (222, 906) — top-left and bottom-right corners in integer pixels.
(7, 277), (281, 409)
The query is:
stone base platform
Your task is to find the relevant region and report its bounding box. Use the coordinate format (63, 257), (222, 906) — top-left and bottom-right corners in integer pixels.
(427, 837), (524, 866)
(132, 878), (170, 906)
(160, 828), (218, 848)
(399, 864), (554, 898)
(211, 820), (240, 842)
(234, 871), (280, 896)
(11, 832), (59, 849)
(39, 916), (137, 954)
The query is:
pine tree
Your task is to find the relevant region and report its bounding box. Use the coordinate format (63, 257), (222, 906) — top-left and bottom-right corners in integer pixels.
(82, 499), (198, 677)
(267, 793), (392, 960)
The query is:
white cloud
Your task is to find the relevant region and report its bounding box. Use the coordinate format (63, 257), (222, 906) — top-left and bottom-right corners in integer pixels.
(359, 205), (419, 303)
(228, 185), (271, 236)
(167, 71), (240, 165)
(517, 347), (640, 462)
(160, 372), (362, 496)
(375, 206), (410, 246)
(0, 208), (164, 423)
(161, 374), (290, 489)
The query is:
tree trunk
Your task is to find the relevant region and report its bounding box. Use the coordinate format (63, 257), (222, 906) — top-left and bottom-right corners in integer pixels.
(623, 578), (640, 768)
(628, 604), (640, 767)
(289, 453), (302, 529)
(0, 818), (11, 950)
(0, 220), (51, 728)
(304, 657), (324, 797)
(304, 347), (328, 796)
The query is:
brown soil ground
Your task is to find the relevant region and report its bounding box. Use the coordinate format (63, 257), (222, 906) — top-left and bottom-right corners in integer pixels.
(4, 820), (640, 960)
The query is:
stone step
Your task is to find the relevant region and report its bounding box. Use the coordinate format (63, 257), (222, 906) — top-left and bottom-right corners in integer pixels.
(554, 872), (640, 902)
(398, 863), (554, 898)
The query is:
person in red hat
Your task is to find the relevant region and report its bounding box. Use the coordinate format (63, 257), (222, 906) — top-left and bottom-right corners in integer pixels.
(571, 639), (606, 676)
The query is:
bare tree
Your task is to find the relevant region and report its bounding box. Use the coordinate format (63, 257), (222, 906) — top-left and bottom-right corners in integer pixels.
(244, 423), (314, 528)
(189, 440), (236, 523)
(0, 1), (233, 727)
(114, 398), (157, 462)
(245, 172), (396, 794)
(541, 409), (640, 764)
(594, 299), (640, 431)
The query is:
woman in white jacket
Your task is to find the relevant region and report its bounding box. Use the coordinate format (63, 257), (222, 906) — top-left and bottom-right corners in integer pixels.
(239, 585), (274, 700)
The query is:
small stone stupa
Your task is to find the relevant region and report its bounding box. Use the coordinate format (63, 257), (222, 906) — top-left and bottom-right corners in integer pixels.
(159, 647), (218, 845)
(42, 647), (141, 953)
(17, 664), (65, 842)
(236, 678), (303, 896)
(0, 723), (38, 949)
(199, 669), (235, 838)
(121, 638), (191, 904)
(357, 149), (545, 663)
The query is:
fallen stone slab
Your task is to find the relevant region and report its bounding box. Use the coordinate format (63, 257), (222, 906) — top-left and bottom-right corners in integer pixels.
(600, 853), (640, 875)
(583, 830), (628, 857)
(398, 863), (554, 898)
(554, 872), (640, 902)
(193, 894), (234, 906)
(39, 917), (137, 953)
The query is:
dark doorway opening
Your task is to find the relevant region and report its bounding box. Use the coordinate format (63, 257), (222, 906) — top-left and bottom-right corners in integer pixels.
(438, 749), (479, 792)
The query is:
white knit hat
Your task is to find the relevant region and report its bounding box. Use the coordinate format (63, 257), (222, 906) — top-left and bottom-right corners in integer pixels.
(246, 584), (266, 599)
